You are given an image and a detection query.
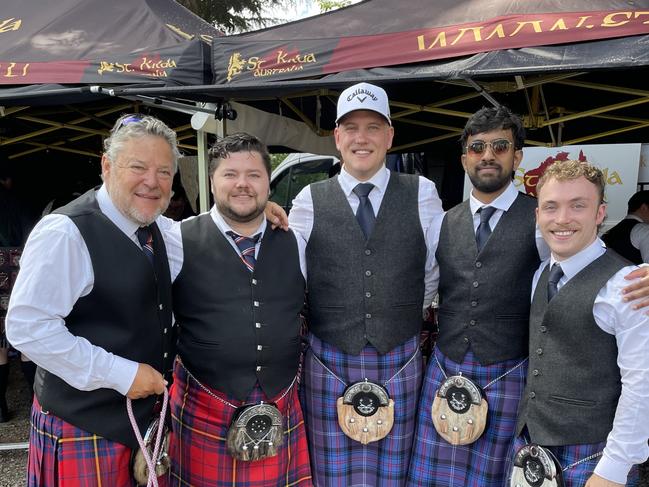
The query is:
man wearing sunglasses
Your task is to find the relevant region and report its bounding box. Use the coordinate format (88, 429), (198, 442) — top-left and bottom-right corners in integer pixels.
(7, 114), (177, 486)
(408, 106), (649, 487)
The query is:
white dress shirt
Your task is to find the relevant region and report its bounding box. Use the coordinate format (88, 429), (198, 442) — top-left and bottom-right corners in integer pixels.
(6, 185), (143, 396)
(626, 214), (649, 262)
(289, 166), (444, 306)
(469, 182), (550, 261)
(531, 239), (649, 484)
(157, 207), (307, 283)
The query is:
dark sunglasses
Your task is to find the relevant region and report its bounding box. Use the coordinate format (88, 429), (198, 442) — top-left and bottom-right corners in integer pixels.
(466, 139), (513, 156)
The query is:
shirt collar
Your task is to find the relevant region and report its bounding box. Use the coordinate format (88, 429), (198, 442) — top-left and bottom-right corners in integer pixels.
(209, 205), (267, 238)
(96, 184), (140, 238)
(338, 166), (390, 198)
(469, 181), (519, 216)
(549, 238), (606, 282)
(625, 214), (644, 223)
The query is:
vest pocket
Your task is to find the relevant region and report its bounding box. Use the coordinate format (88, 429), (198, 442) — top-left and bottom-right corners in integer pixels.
(549, 395), (596, 407)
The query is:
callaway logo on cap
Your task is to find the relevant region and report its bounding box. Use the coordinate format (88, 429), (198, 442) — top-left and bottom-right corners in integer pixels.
(336, 82), (391, 125)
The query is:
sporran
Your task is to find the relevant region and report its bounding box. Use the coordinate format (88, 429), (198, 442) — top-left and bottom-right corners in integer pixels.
(132, 417), (171, 486)
(226, 403), (284, 461)
(432, 374), (487, 445)
(510, 444), (564, 487)
(337, 380), (394, 445)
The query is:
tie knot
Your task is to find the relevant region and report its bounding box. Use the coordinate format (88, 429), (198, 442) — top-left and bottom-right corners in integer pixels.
(548, 263), (564, 284)
(227, 231), (261, 250)
(353, 183), (374, 198)
(136, 226), (152, 247)
(478, 206), (497, 224)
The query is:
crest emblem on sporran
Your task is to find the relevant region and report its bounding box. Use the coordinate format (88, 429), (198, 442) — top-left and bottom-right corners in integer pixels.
(432, 375), (488, 445)
(337, 380), (394, 445)
(226, 403), (284, 461)
(510, 444), (564, 487)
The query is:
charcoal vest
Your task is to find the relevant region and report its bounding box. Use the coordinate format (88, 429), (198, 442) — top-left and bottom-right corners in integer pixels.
(517, 250), (628, 445)
(34, 189), (174, 449)
(306, 173), (426, 355)
(435, 193), (539, 364)
(173, 214), (305, 401)
(602, 218), (642, 264)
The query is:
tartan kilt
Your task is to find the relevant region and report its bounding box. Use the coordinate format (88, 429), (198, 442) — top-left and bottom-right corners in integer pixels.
(302, 333), (423, 487)
(407, 347), (527, 487)
(28, 396), (163, 487)
(507, 434), (641, 486)
(169, 360), (312, 487)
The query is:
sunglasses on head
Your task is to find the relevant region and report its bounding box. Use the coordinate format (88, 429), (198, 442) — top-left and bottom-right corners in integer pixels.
(117, 114), (144, 129)
(466, 139), (513, 156)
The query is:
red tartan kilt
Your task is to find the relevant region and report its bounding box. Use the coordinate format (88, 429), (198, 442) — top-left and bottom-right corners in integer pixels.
(169, 360), (312, 486)
(28, 396), (169, 487)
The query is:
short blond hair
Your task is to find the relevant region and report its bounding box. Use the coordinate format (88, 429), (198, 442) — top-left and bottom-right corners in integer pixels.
(536, 160), (606, 204)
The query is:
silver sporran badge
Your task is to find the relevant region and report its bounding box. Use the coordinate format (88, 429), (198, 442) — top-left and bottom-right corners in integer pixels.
(337, 380), (394, 445)
(226, 403), (284, 461)
(510, 444), (564, 487)
(432, 375), (488, 445)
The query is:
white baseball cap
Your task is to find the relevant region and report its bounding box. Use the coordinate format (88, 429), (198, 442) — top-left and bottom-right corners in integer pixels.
(336, 82), (391, 125)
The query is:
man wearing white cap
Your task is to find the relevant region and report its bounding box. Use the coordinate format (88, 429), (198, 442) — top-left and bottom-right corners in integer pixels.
(289, 82), (444, 486)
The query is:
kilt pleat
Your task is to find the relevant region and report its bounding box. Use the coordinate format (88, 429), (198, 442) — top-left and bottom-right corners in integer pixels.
(507, 434), (641, 487)
(27, 396), (139, 487)
(169, 360), (312, 487)
(407, 348), (527, 487)
(302, 334), (423, 487)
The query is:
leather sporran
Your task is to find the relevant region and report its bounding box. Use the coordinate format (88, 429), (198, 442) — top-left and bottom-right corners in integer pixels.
(337, 380), (394, 445)
(431, 375), (487, 445)
(132, 417), (171, 486)
(226, 403), (284, 461)
(510, 444), (564, 487)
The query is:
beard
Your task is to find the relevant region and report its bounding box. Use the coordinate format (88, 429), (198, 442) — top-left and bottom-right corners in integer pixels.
(108, 185), (169, 226)
(467, 164), (512, 194)
(216, 196), (266, 224)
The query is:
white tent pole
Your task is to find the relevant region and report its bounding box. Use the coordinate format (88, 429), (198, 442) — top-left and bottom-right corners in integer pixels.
(197, 129), (210, 213)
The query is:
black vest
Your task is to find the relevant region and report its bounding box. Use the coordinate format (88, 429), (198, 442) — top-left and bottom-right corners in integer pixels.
(517, 250), (628, 445)
(306, 173), (426, 355)
(34, 189), (174, 449)
(173, 215), (305, 401)
(435, 193), (539, 364)
(602, 218), (642, 264)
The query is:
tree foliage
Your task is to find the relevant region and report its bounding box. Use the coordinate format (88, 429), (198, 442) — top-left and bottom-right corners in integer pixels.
(177, 0), (283, 32)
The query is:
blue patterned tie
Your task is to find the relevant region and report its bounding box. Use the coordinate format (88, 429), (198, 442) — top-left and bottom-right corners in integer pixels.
(475, 206), (497, 252)
(136, 226), (154, 266)
(547, 263), (564, 301)
(353, 183), (376, 239)
(227, 231), (261, 272)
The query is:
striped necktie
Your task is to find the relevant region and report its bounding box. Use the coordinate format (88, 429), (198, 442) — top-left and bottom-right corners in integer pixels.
(136, 226), (154, 266)
(227, 231), (261, 272)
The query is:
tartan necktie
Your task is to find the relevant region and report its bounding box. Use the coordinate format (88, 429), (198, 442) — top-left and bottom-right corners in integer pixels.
(547, 263), (564, 301)
(136, 226), (154, 266)
(353, 183), (376, 239)
(227, 231), (261, 272)
(475, 206), (497, 252)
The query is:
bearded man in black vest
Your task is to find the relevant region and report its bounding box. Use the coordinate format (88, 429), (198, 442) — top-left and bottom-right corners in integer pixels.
(6, 114), (177, 486)
(510, 160), (649, 487)
(165, 133), (312, 486)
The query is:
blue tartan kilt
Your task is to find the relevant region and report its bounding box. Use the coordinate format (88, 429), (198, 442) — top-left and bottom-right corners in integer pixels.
(407, 347), (527, 487)
(507, 434), (641, 486)
(302, 333), (423, 487)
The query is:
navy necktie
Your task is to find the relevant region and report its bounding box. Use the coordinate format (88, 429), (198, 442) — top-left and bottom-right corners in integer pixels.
(547, 263), (564, 301)
(136, 226), (154, 266)
(475, 206), (497, 252)
(353, 183), (376, 239)
(227, 231), (261, 272)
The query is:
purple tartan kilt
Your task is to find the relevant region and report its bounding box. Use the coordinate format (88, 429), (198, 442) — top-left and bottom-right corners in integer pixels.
(507, 434), (641, 486)
(27, 397), (147, 487)
(169, 360), (313, 487)
(302, 333), (423, 487)
(407, 347), (527, 487)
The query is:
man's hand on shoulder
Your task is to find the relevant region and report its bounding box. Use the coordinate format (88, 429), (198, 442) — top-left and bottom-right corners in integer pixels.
(584, 473), (624, 487)
(622, 266), (649, 313)
(126, 363), (167, 399)
(265, 201), (289, 231)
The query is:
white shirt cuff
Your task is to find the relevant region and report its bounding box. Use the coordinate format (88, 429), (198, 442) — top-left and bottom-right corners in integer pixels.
(594, 454), (633, 485)
(106, 356), (139, 396)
